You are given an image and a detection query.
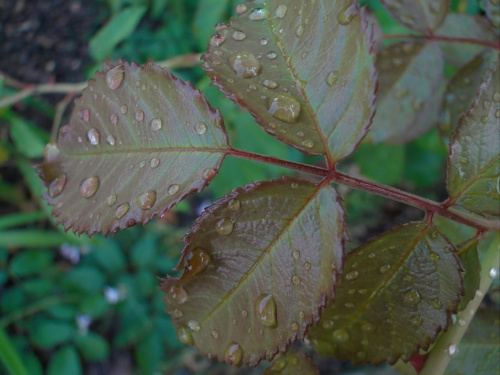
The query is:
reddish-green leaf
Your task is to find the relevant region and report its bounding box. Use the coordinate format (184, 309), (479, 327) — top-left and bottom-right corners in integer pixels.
(457, 238), (480, 311)
(435, 14), (498, 67)
(161, 178), (345, 366)
(446, 59), (500, 217)
(38, 62), (230, 235)
(308, 222), (463, 365)
(484, 0), (500, 31)
(380, 0), (449, 33)
(438, 51), (498, 143)
(202, 0), (376, 163)
(264, 350), (319, 375)
(368, 41), (444, 144)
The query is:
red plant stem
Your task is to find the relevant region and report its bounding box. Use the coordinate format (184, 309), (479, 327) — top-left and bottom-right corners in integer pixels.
(384, 33), (500, 50)
(228, 149), (499, 232)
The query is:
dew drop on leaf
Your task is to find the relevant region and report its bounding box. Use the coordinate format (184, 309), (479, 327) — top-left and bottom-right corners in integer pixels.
(106, 65), (125, 90)
(185, 247), (211, 276)
(232, 30), (247, 41)
(292, 275), (301, 285)
(167, 285), (188, 304)
(115, 203), (130, 219)
(292, 250), (300, 260)
(362, 322), (375, 332)
(249, 8), (268, 20)
(410, 315), (423, 326)
(255, 293), (278, 328)
(177, 326), (194, 345)
(404, 289), (421, 305)
(291, 322), (300, 331)
(215, 218), (234, 235)
(229, 52), (262, 78)
(228, 199), (240, 211)
(296, 24), (305, 37)
(120, 104), (128, 114)
(490, 268), (499, 279)
(136, 190), (157, 210)
(268, 94), (301, 123)
(235, 3), (247, 15)
(110, 113), (118, 125)
(107, 194), (117, 206)
(81, 108), (90, 122)
(211, 330), (220, 340)
(135, 110), (145, 122)
(87, 128), (100, 145)
(304, 262), (311, 271)
(301, 139), (314, 149)
(263, 79), (278, 89)
(167, 184), (180, 195)
(345, 270), (359, 281)
(224, 342), (243, 365)
(150, 118), (162, 131)
(431, 298), (442, 310)
(380, 264), (391, 273)
(337, 3), (358, 25)
(106, 135), (116, 146)
(332, 328), (350, 342)
(202, 168), (217, 181)
(275, 4), (288, 19)
(260, 37), (268, 46)
(325, 71), (339, 86)
(150, 157), (160, 169)
(195, 122), (207, 135)
(266, 51), (277, 59)
(80, 176), (100, 198)
(49, 174), (67, 198)
(187, 320), (201, 332)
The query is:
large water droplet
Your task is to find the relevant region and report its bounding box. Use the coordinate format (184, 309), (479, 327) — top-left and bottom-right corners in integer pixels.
(268, 94), (301, 123)
(195, 122), (207, 135)
(215, 218), (234, 235)
(106, 65), (125, 90)
(410, 315), (423, 326)
(136, 190), (156, 210)
(338, 4), (358, 25)
(150, 158), (160, 169)
(404, 289), (421, 306)
(249, 8), (268, 20)
(49, 174), (67, 198)
(275, 4), (287, 18)
(255, 293), (278, 328)
(224, 342), (243, 365)
(80, 176), (100, 198)
(87, 128), (100, 145)
(229, 52), (262, 78)
(333, 328), (350, 342)
(345, 270), (359, 280)
(177, 326), (194, 345)
(431, 299), (442, 310)
(150, 118), (162, 131)
(115, 203), (130, 219)
(228, 199), (240, 211)
(232, 30), (247, 40)
(326, 71), (339, 86)
(187, 320), (200, 332)
(185, 247), (211, 276)
(167, 184), (180, 195)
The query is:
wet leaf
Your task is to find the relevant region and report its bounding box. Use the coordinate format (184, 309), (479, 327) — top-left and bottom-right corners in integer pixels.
(457, 238), (480, 311)
(435, 14), (498, 67)
(308, 222), (463, 365)
(444, 309), (500, 375)
(203, 0), (376, 162)
(438, 50), (498, 143)
(446, 59), (500, 217)
(368, 41), (444, 144)
(380, 0), (449, 32)
(161, 177), (345, 366)
(38, 62), (230, 235)
(264, 350), (319, 374)
(484, 0), (500, 31)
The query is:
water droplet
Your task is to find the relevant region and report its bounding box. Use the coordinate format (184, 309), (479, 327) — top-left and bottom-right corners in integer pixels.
(195, 122), (207, 135)
(241, 309), (248, 318)
(150, 158), (160, 169)
(410, 315), (423, 326)
(380, 264), (391, 274)
(345, 270), (359, 280)
(120, 104), (128, 114)
(185, 247), (210, 276)
(255, 293), (278, 328)
(275, 4), (287, 18)
(332, 328), (349, 343)
(80, 176), (100, 198)
(172, 308), (183, 318)
(362, 323), (375, 332)
(211, 330), (219, 340)
(291, 182), (299, 189)
(493, 92), (500, 102)
(229, 52), (261, 78)
(249, 8), (268, 20)
(215, 218), (234, 235)
(135, 110), (145, 122)
(228, 199), (240, 211)
(338, 4), (358, 25)
(115, 203), (130, 219)
(260, 37), (268, 46)
(177, 326), (193, 345)
(481, 116), (489, 124)
(87, 128), (100, 145)
(106, 65), (125, 90)
(299, 311), (305, 320)
(304, 262), (311, 271)
(167, 285), (188, 304)
(429, 252), (440, 262)
(296, 24), (304, 37)
(266, 51), (277, 59)
(291, 322), (299, 331)
(49, 174), (67, 198)
(136, 190), (156, 210)
(81, 108), (90, 122)
(224, 342), (243, 365)
(107, 194), (117, 206)
(150, 118), (162, 131)
(448, 344), (458, 357)
(235, 3), (247, 15)
(263, 79), (278, 89)
(490, 268), (499, 279)
(232, 30), (247, 40)
(270, 357), (287, 372)
(110, 113), (118, 125)
(210, 35), (226, 48)
(325, 71), (339, 86)
(167, 184), (180, 195)
(431, 299), (442, 310)
(292, 250), (300, 260)
(292, 275), (301, 285)
(106, 135), (116, 146)
(187, 320), (200, 332)
(268, 94), (301, 123)
(202, 168), (217, 181)
(404, 289), (421, 306)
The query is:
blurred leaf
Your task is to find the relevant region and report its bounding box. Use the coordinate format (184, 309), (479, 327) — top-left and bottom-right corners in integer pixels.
(75, 332), (110, 362)
(193, 0), (230, 49)
(151, 0), (170, 19)
(0, 288), (26, 313)
(264, 350), (319, 374)
(78, 294), (108, 319)
(90, 238), (126, 273)
(30, 320), (76, 349)
(0, 272), (7, 287)
(89, 6), (148, 61)
(0, 211), (45, 230)
(9, 114), (47, 159)
(369, 41), (444, 144)
(203, 0), (376, 161)
(457, 238), (480, 311)
(20, 278), (55, 298)
(9, 249), (54, 278)
(155, 315), (183, 349)
(47, 305), (78, 321)
(135, 330), (163, 375)
(39, 62), (229, 236)
(0, 328), (29, 375)
(444, 309), (500, 375)
(163, 178), (345, 366)
(47, 346), (82, 375)
(24, 353), (43, 375)
(0, 230), (68, 248)
(62, 267), (105, 294)
(380, 0), (449, 32)
(353, 143), (405, 185)
(134, 270), (157, 298)
(309, 222), (463, 365)
(131, 234), (158, 268)
(446, 60), (499, 216)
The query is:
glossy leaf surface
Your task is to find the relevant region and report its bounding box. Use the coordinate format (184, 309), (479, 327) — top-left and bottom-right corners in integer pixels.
(38, 62), (230, 235)
(446, 59), (500, 217)
(368, 41), (444, 144)
(439, 51), (497, 143)
(162, 178), (345, 366)
(308, 222), (463, 365)
(457, 238), (480, 311)
(264, 350), (319, 375)
(203, 0), (376, 162)
(444, 309), (500, 375)
(435, 14), (498, 67)
(380, 0), (449, 32)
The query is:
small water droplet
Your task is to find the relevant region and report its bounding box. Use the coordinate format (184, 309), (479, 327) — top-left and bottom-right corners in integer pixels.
(241, 309), (248, 318)
(380, 264), (391, 274)
(268, 94), (301, 123)
(80, 176), (100, 198)
(211, 330), (219, 339)
(292, 275), (301, 285)
(429, 252), (440, 262)
(120, 104), (128, 114)
(177, 326), (193, 345)
(235, 3), (247, 15)
(410, 315), (423, 326)
(87, 128), (100, 145)
(291, 182), (299, 189)
(106, 135), (116, 146)
(106, 65), (125, 90)
(345, 270), (359, 280)
(81, 109), (90, 122)
(224, 342), (243, 365)
(107, 194), (117, 206)
(167, 285), (188, 304)
(296, 24), (304, 37)
(187, 320), (200, 332)
(195, 122), (207, 135)
(228, 199), (240, 211)
(299, 311), (305, 320)
(325, 71), (339, 86)
(167, 184), (180, 195)
(292, 250), (300, 260)
(215, 218), (234, 235)
(362, 323), (375, 332)
(255, 293), (278, 328)
(338, 4), (358, 25)
(202, 168), (217, 181)
(136, 190), (156, 210)
(493, 92), (500, 102)
(448, 344), (458, 357)
(266, 51), (277, 59)
(404, 289), (421, 306)
(263, 79), (278, 89)
(232, 30), (247, 40)
(150, 118), (162, 131)
(332, 328), (349, 342)
(291, 322), (299, 331)
(304, 262), (311, 271)
(185, 247), (210, 276)
(260, 37), (268, 46)
(229, 52), (261, 78)
(270, 357), (287, 372)
(110, 113), (118, 125)
(115, 203), (129, 219)
(49, 174), (67, 198)
(135, 110), (145, 122)
(150, 158), (160, 168)
(172, 308), (183, 318)
(249, 8), (268, 20)
(490, 268), (499, 279)
(431, 299), (442, 310)
(210, 35), (226, 48)
(275, 4), (287, 18)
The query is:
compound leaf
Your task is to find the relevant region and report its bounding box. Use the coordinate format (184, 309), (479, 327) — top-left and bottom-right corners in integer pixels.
(446, 59), (500, 217)
(161, 177), (345, 366)
(435, 14), (498, 67)
(264, 350), (319, 375)
(38, 62), (230, 236)
(380, 0), (449, 33)
(308, 222), (463, 365)
(438, 50), (498, 143)
(203, 0), (376, 163)
(368, 41), (444, 144)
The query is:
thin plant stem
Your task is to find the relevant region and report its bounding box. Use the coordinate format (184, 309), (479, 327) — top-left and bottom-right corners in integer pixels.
(384, 33), (500, 50)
